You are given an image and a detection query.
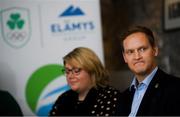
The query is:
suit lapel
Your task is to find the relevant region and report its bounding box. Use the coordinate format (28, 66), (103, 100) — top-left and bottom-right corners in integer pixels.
(121, 86), (135, 115)
(137, 69), (164, 115)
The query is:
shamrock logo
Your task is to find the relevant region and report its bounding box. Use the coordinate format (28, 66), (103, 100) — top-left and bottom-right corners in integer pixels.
(7, 13), (25, 30)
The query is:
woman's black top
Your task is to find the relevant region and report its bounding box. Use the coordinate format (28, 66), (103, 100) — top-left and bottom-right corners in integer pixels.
(49, 86), (122, 116)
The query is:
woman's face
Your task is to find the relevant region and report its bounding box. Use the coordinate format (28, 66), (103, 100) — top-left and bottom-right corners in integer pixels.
(64, 63), (93, 93)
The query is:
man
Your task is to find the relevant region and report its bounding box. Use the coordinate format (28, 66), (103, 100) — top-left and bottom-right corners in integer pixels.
(120, 26), (180, 116)
(0, 90), (23, 116)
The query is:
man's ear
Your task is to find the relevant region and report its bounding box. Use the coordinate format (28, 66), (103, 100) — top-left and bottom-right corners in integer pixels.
(123, 52), (127, 63)
(154, 46), (159, 57)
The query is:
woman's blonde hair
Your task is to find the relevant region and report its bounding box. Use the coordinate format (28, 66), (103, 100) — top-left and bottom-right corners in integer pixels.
(63, 47), (109, 87)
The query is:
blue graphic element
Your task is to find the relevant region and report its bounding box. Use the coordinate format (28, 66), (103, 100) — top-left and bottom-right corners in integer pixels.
(37, 103), (53, 116)
(36, 85), (70, 116)
(60, 5), (85, 17)
(43, 85), (70, 99)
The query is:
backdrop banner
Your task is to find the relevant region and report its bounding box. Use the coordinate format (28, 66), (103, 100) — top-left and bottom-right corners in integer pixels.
(0, 0), (103, 116)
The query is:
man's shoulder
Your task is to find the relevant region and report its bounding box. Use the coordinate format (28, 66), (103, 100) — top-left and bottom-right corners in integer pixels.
(157, 68), (180, 82)
(121, 87), (132, 97)
(153, 69), (180, 91)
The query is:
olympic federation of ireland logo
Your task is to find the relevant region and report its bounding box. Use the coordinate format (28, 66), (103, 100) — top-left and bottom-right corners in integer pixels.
(25, 64), (70, 116)
(1, 7), (31, 48)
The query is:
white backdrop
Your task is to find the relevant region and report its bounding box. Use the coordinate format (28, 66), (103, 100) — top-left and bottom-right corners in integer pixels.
(0, 0), (103, 116)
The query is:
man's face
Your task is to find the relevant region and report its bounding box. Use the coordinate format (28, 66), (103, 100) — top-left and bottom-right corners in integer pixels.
(123, 32), (158, 77)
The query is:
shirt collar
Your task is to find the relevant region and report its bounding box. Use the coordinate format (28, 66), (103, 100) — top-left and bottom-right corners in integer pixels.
(130, 67), (158, 91)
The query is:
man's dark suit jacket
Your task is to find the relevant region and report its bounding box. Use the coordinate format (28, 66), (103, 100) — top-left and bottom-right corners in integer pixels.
(120, 68), (180, 116)
(0, 90), (23, 116)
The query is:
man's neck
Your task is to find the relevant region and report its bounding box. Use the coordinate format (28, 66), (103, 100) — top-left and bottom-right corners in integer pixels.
(136, 66), (158, 83)
(136, 74), (147, 83)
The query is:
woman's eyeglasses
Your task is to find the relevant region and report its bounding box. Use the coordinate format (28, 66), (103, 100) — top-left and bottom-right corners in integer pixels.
(63, 67), (82, 76)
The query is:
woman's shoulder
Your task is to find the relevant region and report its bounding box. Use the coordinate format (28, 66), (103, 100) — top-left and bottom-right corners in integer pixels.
(99, 85), (120, 93)
(97, 85), (121, 98)
(92, 86), (121, 116)
(60, 89), (76, 97)
(55, 89), (77, 103)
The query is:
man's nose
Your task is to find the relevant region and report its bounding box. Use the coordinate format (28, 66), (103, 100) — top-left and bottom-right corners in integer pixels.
(134, 51), (142, 59)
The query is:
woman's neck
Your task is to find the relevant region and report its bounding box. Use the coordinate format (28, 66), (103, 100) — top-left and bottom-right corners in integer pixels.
(78, 91), (88, 101)
(78, 86), (93, 101)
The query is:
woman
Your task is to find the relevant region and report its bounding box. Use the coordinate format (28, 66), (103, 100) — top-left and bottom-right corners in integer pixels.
(49, 47), (121, 116)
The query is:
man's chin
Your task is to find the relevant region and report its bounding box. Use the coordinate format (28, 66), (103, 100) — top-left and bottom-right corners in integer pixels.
(134, 69), (147, 75)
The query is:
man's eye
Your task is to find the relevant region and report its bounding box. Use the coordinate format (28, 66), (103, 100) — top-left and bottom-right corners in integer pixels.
(139, 48), (146, 52)
(126, 50), (133, 55)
